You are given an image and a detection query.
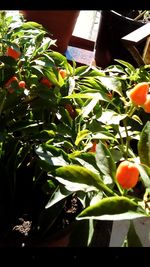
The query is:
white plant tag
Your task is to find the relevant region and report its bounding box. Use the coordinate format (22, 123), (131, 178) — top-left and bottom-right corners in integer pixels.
(109, 220), (130, 247)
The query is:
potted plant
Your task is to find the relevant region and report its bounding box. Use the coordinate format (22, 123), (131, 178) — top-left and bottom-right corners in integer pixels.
(94, 10), (150, 68)
(0, 10), (81, 247)
(20, 10), (80, 54)
(1, 10), (150, 248)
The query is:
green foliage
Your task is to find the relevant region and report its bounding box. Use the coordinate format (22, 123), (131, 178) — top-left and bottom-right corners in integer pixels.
(1, 10), (150, 247)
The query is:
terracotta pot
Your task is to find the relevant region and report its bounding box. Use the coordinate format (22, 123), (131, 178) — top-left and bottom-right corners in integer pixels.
(21, 10), (80, 54)
(95, 10), (145, 68)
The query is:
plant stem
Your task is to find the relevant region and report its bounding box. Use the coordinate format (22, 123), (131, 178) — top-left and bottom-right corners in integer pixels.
(127, 105), (137, 117)
(133, 10), (147, 21)
(123, 117), (130, 158)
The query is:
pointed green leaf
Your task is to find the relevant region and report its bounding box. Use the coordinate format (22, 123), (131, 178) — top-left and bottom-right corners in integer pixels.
(64, 93), (93, 99)
(95, 141), (116, 180)
(45, 185), (72, 209)
(137, 164), (150, 188)
(0, 89), (6, 115)
(138, 121), (150, 166)
(68, 219), (94, 247)
(55, 165), (116, 196)
(22, 21), (45, 30)
(97, 76), (123, 96)
(75, 65), (89, 76)
(114, 59), (135, 73)
(127, 221), (142, 247)
(81, 97), (100, 117)
(36, 146), (69, 171)
(132, 115), (143, 125)
(75, 129), (90, 146)
(98, 109), (126, 125)
(77, 196), (147, 221)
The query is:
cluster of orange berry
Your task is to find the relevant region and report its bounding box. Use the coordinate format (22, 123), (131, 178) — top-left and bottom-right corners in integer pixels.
(5, 45), (68, 93)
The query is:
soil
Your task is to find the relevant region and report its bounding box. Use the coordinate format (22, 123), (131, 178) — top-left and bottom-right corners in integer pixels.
(1, 180), (144, 248)
(0, 193), (83, 247)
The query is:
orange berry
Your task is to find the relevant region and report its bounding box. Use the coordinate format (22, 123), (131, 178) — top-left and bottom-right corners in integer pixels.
(19, 81), (26, 88)
(40, 77), (53, 88)
(59, 69), (67, 79)
(143, 94), (150, 113)
(6, 46), (21, 60)
(89, 141), (97, 153)
(64, 104), (76, 119)
(5, 76), (18, 87)
(107, 92), (113, 99)
(129, 82), (149, 106)
(8, 87), (14, 94)
(116, 160), (139, 189)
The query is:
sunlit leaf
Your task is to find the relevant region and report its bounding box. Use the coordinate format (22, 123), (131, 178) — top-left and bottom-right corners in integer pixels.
(138, 121), (150, 166)
(77, 196), (147, 221)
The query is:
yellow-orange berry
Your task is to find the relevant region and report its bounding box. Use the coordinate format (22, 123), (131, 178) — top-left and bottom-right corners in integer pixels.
(129, 82), (149, 106)
(89, 141), (97, 153)
(116, 160), (139, 189)
(59, 69), (67, 79)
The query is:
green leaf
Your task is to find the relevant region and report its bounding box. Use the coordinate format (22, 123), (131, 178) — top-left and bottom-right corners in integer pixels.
(68, 77), (75, 95)
(127, 221), (142, 247)
(8, 120), (43, 133)
(36, 37), (54, 53)
(75, 65), (89, 76)
(97, 76), (123, 96)
(77, 196), (147, 221)
(68, 219), (95, 247)
(138, 121), (150, 166)
(64, 93), (93, 99)
(73, 152), (100, 175)
(0, 55), (17, 66)
(45, 185), (72, 209)
(114, 59), (136, 73)
(81, 96), (100, 117)
(37, 199), (66, 237)
(80, 77), (107, 91)
(137, 164), (150, 188)
(22, 21), (45, 30)
(16, 144), (31, 168)
(95, 141), (116, 180)
(55, 165), (116, 196)
(43, 68), (63, 87)
(0, 89), (6, 115)
(98, 109), (126, 125)
(36, 146), (69, 171)
(91, 131), (115, 141)
(75, 129), (90, 146)
(132, 115), (143, 125)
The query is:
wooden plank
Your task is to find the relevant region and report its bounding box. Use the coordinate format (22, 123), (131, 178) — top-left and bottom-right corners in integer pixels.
(121, 23), (150, 45)
(69, 35), (95, 51)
